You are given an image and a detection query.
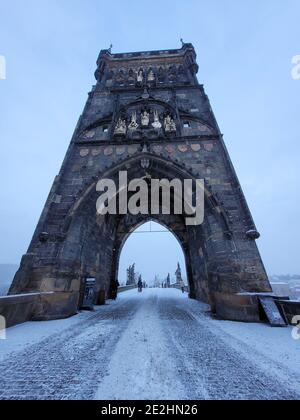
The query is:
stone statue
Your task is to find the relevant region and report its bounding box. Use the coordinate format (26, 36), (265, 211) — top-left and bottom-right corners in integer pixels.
(164, 114), (176, 132)
(175, 263), (183, 285)
(148, 69), (155, 82)
(152, 110), (162, 129)
(137, 69), (144, 84)
(141, 110), (150, 127)
(114, 118), (127, 135)
(128, 112), (139, 130)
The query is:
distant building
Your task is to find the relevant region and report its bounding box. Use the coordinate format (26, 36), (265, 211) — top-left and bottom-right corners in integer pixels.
(290, 288), (300, 301)
(294, 290), (300, 299)
(271, 282), (292, 297)
(270, 282), (300, 300)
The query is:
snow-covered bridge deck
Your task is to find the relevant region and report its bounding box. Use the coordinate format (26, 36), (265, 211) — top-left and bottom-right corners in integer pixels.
(0, 289), (299, 400)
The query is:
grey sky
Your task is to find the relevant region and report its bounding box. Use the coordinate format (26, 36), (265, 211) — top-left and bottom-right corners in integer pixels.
(0, 0), (299, 278)
(118, 222), (187, 285)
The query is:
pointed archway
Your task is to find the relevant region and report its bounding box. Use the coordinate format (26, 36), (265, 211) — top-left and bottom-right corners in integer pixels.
(11, 152), (264, 314)
(117, 221), (188, 288)
(44, 153), (244, 308)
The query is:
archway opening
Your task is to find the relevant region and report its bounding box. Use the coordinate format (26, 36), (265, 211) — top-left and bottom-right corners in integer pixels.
(118, 221), (188, 289)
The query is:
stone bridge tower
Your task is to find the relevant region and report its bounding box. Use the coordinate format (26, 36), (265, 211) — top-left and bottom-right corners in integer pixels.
(10, 43), (272, 321)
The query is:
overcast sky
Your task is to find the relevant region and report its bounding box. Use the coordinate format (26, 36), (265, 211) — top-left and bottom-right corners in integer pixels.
(0, 0), (299, 281)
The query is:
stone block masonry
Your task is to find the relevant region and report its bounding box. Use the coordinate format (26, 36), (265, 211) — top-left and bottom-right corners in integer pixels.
(8, 43), (272, 323)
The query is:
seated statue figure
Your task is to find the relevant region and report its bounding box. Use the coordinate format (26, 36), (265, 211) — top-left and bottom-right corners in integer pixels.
(148, 69), (155, 82)
(141, 110), (150, 127)
(137, 69), (144, 84)
(114, 118), (127, 135)
(164, 114), (176, 132)
(152, 110), (162, 129)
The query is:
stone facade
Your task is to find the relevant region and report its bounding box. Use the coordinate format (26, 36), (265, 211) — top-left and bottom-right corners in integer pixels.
(9, 43), (272, 321)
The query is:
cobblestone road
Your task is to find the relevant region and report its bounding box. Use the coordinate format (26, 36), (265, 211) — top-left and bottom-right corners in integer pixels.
(0, 289), (299, 400)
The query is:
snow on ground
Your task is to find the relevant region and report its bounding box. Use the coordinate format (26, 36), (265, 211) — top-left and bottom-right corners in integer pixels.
(0, 291), (135, 363)
(210, 317), (300, 378)
(0, 288), (299, 400)
(95, 290), (187, 400)
(0, 311), (90, 362)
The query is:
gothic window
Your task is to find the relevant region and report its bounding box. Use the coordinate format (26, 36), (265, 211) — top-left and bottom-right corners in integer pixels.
(128, 69), (135, 85)
(168, 65), (177, 83)
(178, 65), (187, 82)
(106, 70), (115, 87)
(107, 70), (114, 80)
(158, 67), (165, 83)
(183, 121), (191, 129)
(116, 69), (126, 86)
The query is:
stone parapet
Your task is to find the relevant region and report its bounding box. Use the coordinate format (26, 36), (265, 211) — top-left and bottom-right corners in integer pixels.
(0, 292), (79, 328)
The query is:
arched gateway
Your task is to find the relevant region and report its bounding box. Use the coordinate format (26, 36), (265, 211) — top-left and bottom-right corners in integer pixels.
(10, 44), (272, 321)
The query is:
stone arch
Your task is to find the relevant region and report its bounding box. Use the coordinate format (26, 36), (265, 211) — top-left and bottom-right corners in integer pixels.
(180, 116), (216, 136)
(118, 98), (178, 119)
(65, 152), (230, 229)
(111, 98), (181, 139)
(59, 153), (238, 307)
(113, 217), (193, 293)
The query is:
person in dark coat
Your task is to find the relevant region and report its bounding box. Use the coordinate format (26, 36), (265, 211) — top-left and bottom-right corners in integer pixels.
(138, 279), (143, 293)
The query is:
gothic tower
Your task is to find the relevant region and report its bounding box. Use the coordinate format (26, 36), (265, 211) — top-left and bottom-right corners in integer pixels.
(10, 43), (272, 321)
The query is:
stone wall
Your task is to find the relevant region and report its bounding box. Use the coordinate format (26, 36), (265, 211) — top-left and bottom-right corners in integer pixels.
(214, 293), (261, 323)
(276, 300), (300, 324)
(0, 293), (44, 328)
(0, 292), (78, 328)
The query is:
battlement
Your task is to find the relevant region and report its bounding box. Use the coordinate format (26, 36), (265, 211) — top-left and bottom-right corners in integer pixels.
(95, 43), (199, 83)
(97, 43), (196, 63)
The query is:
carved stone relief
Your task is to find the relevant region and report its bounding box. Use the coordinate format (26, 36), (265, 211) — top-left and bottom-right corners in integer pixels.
(80, 148), (90, 157)
(128, 112), (139, 130)
(141, 109), (150, 127)
(113, 106), (177, 140)
(152, 110), (162, 129)
(114, 118), (127, 136)
(191, 144), (201, 152)
(164, 114), (177, 133)
(106, 64), (189, 88)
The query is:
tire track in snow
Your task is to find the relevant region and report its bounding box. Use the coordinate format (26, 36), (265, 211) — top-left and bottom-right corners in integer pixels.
(158, 297), (300, 400)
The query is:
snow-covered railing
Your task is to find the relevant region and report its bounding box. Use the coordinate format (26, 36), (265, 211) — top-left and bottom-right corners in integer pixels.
(118, 285), (137, 293)
(0, 293), (52, 328)
(0, 291), (79, 328)
(170, 284), (189, 293)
